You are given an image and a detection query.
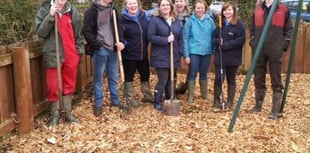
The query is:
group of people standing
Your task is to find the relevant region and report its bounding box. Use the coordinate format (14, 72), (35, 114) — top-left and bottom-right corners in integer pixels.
(35, 0), (292, 127)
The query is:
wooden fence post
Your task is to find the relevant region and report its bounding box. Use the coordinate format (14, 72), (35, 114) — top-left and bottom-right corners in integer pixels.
(12, 47), (33, 136)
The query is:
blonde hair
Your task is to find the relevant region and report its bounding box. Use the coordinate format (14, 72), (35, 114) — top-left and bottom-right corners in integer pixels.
(174, 0), (191, 16)
(221, 1), (239, 25)
(123, 0), (143, 11)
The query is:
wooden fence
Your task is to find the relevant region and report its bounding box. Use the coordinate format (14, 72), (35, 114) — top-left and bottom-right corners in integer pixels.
(0, 22), (309, 138)
(0, 41), (93, 137)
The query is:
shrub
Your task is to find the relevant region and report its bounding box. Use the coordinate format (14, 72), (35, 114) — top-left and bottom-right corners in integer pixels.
(0, 0), (255, 46)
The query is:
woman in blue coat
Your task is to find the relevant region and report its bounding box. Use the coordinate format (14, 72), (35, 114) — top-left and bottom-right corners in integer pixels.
(148, 0), (183, 112)
(183, 0), (215, 103)
(212, 1), (246, 109)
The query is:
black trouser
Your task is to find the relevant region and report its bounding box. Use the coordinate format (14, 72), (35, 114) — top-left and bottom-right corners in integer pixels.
(214, 65), (239, 87)
(123, 58), (150, 82)
(154, 68), (177, 100)
(254, 50), (283, 92)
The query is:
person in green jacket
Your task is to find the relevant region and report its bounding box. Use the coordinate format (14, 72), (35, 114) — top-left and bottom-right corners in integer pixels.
(35, 0), (84, 127)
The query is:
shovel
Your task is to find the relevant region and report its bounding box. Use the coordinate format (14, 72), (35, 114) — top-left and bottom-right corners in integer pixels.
(112, 10), (130, 114)
(164, 32), (180, 116)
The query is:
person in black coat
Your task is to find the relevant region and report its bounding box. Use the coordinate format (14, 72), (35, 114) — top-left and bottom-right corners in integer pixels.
(83, 0), (128, 117)
(119, 0), (153, 108)
(249, 0), (292, 119)
(148, 0), (183, 112)
(212, 1), (246, 109)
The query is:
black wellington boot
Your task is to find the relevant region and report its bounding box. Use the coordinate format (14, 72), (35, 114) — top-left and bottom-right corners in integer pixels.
(250, 89), (266, 113)
(268, 92), (282, 120)
(63, 95), (80, 123)
(48, 102), (60, 127)
(227, 85), (236, 109)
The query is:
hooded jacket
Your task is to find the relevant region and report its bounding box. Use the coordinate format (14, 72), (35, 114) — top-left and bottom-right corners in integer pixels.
(83, 0), (124, 55)
(35, 0), (84, 67)
(119, 9), (149, 61)
(183, 13), (215, 58)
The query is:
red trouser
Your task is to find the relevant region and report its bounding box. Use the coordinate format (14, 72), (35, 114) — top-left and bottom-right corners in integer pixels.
(46, 13), (80, 102)
(46, 55), (79, 102)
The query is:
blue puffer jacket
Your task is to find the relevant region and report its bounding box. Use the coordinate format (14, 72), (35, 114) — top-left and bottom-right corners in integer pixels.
(120, 9), (150, 61)
(147, 15), (183, 68)
(212, 19), (246, 66)
(183, 13), (215, 58)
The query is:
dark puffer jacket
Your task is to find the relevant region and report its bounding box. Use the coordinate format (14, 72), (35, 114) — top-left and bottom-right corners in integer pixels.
(120, 10), (149, 61)
(212, 19), (246, 66)
(147, 15), (183, 68)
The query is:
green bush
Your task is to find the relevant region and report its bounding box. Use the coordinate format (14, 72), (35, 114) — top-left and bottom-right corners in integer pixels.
(0, 0), (255, 46)
(0, 0), (43, 45)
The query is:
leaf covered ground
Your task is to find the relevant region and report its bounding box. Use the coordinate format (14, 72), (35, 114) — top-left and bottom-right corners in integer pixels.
(1, 73), (309, 153)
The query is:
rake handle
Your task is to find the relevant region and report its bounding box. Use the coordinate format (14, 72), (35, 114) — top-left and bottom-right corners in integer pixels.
(112, 10), (125, 82)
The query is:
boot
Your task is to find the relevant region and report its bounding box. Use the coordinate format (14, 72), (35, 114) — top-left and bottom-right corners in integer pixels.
(187, 81), (195, 103)
(141, 81), (153, 103)
(154, 89), (164, 112)
(175, 81), (188, 95)
(227, 85), (236, 109)
(124, 82), (140, 108)
(250, 89), (266, 112)
(199, 80), (208, 100)
(63, 95), (80, 123)
(48, 102), (60, 127)
(268, 92), (282, 120)
(212, 85), (222, 108)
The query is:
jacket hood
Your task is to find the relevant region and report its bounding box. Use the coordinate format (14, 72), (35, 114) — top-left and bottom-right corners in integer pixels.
(190, 12), (212, 22)
(93, 0), (113, 10)
(121, 8), (142, 20)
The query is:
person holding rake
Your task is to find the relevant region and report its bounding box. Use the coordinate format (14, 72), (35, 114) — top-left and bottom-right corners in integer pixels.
(212, 1), (246, 109)
(35, 0), (84, 127)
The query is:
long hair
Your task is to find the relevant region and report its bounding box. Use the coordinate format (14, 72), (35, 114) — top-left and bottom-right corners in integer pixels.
(174, 0), (191, 16)
(221, 1), (238, 25)
(157, 0), (176, 20)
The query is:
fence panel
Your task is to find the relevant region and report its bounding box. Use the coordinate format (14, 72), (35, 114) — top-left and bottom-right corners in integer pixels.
(0, 41), (93, 137)
(0, 47), (16, 136)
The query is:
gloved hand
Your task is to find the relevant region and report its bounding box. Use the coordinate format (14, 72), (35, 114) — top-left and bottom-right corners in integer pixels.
(283, 40), (290, 52)
(249, 36), (255, 48)
(220, 43), (228, 50)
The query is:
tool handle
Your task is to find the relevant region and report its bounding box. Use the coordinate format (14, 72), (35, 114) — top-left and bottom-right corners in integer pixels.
(170, 32), (174, 100)
(112, 10), (125, 82)
(218, 15), (223, 45)
(218, 15), (222, 28)
(55, 15), (63, 107)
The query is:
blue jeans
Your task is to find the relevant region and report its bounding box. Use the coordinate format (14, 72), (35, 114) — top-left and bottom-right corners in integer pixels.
(93, 48), (119, 107)
(188, 54), (211, 81)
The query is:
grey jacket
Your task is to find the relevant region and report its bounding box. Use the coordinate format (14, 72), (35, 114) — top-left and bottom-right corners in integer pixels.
(35, 1), (84, 67)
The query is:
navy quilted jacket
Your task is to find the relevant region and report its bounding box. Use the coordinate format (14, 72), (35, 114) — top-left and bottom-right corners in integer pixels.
(147, 15), (183, 68)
